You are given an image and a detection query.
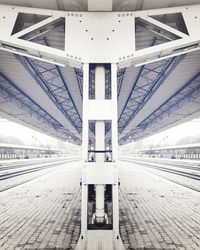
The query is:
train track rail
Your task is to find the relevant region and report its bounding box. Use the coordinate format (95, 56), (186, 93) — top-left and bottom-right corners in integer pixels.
(0, 158), (79, 192)
(132, 161), (200, 180)
(0, 158), (73, 170)
(121, 158), (200, 192)
(0, 160), (71, 180)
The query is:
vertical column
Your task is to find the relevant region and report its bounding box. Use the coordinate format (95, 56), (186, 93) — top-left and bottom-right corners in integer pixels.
(111, 63), (120, 236)
(81, 63), (89, 236)
(94, 65), (106, 224)
(79, 63), (123, 249)
(111, 64), (118, 161)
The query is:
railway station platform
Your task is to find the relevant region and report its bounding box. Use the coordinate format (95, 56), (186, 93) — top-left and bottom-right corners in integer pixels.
(119, 160), (200, 250)
(0, 160), (200, 250)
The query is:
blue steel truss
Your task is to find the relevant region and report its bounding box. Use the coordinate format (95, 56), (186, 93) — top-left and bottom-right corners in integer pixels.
(88, 64), (111, 100)
(74, 66), (126, 100)
(74, 68), (83, 98)
(117, 68), (126, 98)
(0, 72), (80, 144)
(74, 68), (126, 98)
(105, 67), (111, 99)
(72, 66), (113, 136)
(68, 65), (126, 136)
(118, 55), (184, 134)
(17, 56), (82, 134)
(138, 71), (200, 129)
(119, 71), (200, 144)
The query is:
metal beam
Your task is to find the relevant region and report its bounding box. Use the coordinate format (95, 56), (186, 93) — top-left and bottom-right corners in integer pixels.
(119, 71), (200, 144)
(17, 55), (82, 134)
(119, 4), (200, 67)
(56, 65), (83, 132)
(138, 71), (200, 129)
(0, 72), (80, 144)
(1, 4), (200, 66)
(118, 55), (184, 133)
(74, 68), (83, 98)
(117, 68), (126, 98)
(12, 16), (62, 39)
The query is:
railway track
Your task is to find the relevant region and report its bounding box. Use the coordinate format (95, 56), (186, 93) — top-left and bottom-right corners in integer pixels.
(0, 157), (72, 170)
(0, 158), (79, 192)
(121, 158), (200, 192)
(0, 160), (71, 180)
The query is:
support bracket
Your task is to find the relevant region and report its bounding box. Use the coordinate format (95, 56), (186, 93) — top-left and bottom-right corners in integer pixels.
(0, 4), (200, 68)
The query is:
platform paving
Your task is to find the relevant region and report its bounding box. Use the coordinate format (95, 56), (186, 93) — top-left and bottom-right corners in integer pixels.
(119, 161), (200, 250)
(0, 160), (200, 249)
(0, 161), (81, 250)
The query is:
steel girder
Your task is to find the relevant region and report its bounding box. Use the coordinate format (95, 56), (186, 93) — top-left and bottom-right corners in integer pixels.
(74, 68), (83, 98)
(117, 68), (126, 98)
(17, 56), (82, 134)
(0, 4), (200, 67)
(70, 66), (126, 136)
(74, 66), (118, 137)
(119, 71), (200, 144)
(0, 72), (81, 144)
(0, 4), (200, 145)
(118, 55), (184, 133)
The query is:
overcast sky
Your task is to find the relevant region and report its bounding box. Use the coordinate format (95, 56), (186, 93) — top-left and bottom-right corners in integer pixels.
(143, 118), (200, 144)
(0, 118), (63, 146)
(0, 117), (199, 147)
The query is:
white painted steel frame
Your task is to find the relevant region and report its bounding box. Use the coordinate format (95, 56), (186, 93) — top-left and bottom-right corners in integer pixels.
(77, 63), (123, 249)
(94, 66), (106, 225)
(1, 3), (200, 249)
(0, 4), (200, 67)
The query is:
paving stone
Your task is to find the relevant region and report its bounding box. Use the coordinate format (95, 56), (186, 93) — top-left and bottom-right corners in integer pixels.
(0, 162), (81, 250)
(119, 161), (200, 250)
(1, 160), (200, 249)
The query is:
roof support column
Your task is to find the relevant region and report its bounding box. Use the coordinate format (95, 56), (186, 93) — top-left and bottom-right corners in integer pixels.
(76, 63), (124, 249)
